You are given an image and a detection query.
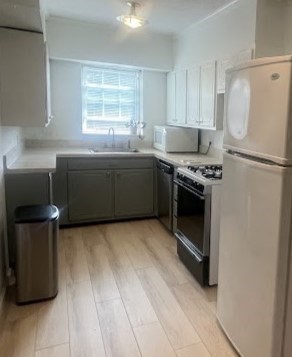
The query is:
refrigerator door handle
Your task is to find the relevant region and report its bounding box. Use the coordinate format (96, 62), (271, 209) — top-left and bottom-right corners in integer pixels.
(225, 151), (286, 173)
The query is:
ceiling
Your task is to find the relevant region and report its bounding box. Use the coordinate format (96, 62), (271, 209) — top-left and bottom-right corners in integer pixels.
(42, 0), (237, 35)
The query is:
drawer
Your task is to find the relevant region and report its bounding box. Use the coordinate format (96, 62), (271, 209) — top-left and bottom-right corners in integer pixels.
(67, 158), (154, 170)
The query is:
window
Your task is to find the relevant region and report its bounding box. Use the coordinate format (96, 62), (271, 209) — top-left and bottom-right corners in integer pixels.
(82, 66), (142, 135)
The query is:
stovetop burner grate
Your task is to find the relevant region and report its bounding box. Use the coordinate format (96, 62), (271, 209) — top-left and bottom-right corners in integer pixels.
(187, 165), (223, 180)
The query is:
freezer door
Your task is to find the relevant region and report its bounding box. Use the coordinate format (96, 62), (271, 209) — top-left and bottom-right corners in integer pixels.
(217, 151), (292, 357)
(224, 57), (292, 165)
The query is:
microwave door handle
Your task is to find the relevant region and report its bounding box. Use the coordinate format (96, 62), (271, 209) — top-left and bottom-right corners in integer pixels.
(175, 233), (203, 263)
(173, 180), (205, 200)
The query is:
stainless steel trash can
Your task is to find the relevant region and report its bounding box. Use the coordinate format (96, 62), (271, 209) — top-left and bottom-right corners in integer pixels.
(15, 205), (59, 304)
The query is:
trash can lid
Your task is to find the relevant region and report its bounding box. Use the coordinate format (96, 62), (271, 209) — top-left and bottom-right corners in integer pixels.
(15, 205), (59, 223)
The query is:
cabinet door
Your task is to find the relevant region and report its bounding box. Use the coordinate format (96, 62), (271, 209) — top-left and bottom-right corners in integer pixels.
(68, 170), (113, 221)
(115, 169), (154, 217)
(0, 28), (47, 127)
(217, 57), (234, 93)
(199, 61), (216, 128)
(186, 65), (200, 126)
(166, 71), (176, 124)
(45, 44), (53, 126)
(175, 69), (187, 125)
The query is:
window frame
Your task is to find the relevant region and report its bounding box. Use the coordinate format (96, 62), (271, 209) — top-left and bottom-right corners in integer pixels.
(81, 64), (143, 136)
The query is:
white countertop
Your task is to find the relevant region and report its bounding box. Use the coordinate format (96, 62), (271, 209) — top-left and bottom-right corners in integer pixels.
(5, 147), (222, 174)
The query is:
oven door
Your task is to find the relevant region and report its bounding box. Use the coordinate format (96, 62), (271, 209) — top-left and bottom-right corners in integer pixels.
(175, 180), (211, 256)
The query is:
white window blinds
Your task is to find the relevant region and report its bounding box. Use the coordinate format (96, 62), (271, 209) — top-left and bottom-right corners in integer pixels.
(82, 66), (141, 134)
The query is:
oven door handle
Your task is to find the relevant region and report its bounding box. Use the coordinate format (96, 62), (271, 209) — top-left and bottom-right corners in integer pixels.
(173, 180), (205, 200)
(175, 233), (203, 263)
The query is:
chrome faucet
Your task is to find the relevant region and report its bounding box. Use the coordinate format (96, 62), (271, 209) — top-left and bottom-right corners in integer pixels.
(108, 127), (115, 148)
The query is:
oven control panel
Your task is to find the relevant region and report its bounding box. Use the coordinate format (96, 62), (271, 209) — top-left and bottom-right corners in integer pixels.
(176, 173), (206, 194)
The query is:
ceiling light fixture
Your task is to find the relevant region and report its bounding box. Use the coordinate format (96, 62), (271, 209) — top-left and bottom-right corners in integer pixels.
(117, 2), (148, 29)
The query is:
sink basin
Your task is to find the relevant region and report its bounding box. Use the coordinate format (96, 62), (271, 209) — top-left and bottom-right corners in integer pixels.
(88, 147), (139, 154)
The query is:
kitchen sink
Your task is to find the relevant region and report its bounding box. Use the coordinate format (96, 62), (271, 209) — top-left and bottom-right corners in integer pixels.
(88, 147), (139, 153)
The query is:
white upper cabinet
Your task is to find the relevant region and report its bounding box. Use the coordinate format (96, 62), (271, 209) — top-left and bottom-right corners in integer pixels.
(166, 61), (222, 130)
(0, 28), (51, 127)
(166, 71), (176, 125)
(175, 69), (187, 125)
(199, 61), (217, 128)
(186, 65), (200, 126)
(217, 57), (234, 93)
(167, 69), (187, 126)
(45, 46), (53, 126)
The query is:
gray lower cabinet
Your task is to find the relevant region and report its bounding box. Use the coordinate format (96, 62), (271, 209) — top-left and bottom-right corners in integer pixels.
(115, 169), (154, 217)
(53, 157), (156, 224)
(68, 170), (113, 222)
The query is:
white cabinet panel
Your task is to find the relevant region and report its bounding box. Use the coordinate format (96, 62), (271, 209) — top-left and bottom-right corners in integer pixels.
(175, 69), (187, 125)
(217, 57), (234, 93)
(166, 61), (223, 130)
(166, 71), (176, 125)
(0, 28), (50, 127)
(186, 65), (200, 127)
(199, 61), (216, 128)
(45, 46), (53, 126)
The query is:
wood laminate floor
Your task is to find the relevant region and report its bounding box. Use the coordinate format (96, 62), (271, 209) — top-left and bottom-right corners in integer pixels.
(0, 219), (237, 357)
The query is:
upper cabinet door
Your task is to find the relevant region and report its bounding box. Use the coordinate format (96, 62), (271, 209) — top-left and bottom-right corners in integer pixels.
(175, 69), (187, 125)
(199, 61), (216, 128)
(186, 65), (200, 126)
(166, 71), (176, 125)
(45, 44), (53, 127)
(0, 28), (48, 127)
(217, 57), (234, 93)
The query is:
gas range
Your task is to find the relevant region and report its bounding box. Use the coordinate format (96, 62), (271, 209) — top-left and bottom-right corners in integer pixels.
(175, 165), (222, 196)
(173, 164), (223, 286)
(177, 165), (223, 186)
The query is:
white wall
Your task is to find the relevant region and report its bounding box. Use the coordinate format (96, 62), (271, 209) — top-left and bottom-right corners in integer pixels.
(23, 60), (166, 145)
(0, 126), (22, 293)
(173, 0), (257, 150)
(175, 0), (257, 68)
(47, 17), (174, 71)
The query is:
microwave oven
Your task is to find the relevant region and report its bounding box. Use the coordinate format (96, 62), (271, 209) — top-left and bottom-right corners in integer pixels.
(153, 126), (198, 153)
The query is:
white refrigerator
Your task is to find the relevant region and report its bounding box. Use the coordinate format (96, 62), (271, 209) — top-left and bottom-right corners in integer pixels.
(217, 55), (292, 357)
